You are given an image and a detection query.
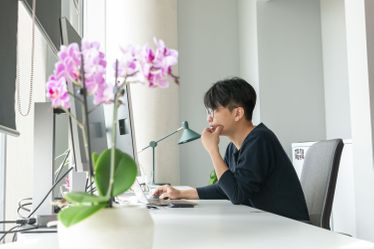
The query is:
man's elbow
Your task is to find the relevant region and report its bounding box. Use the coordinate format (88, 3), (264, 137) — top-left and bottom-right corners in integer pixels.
(229, 196), (246, 205)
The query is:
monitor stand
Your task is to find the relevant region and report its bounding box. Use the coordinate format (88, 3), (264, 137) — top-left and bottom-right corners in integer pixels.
(32, 102), (55, 216)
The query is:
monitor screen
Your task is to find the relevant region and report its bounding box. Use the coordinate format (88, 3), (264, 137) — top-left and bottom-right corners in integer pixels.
(116, 85), (139, 167)
(59, 17), (108, 173)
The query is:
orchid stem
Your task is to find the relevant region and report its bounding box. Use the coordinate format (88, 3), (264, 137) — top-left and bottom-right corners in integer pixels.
(106, 60), (120, 202)
(67, 91), (84, 104)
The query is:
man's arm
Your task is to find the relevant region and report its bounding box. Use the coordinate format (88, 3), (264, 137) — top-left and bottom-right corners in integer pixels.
(208, 149), (229, 179)
(154, 183), (228, 200)
(217, 135), (272, 205)
(153, 185), (199, 200)
(196, 183), (228, 199)
(201, 126), (229, 179)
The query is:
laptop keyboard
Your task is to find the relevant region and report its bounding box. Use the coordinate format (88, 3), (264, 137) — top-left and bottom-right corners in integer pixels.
(147, 195), (170, 206)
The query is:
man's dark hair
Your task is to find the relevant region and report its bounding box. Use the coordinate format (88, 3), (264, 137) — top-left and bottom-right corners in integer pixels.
(204, 77), (256, 121)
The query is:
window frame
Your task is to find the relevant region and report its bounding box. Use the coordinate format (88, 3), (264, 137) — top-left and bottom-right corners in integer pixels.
(0, 134), (6, 230)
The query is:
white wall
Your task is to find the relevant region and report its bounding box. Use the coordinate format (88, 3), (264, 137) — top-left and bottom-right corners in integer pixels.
(178, 0), (239, 187)
(6, 3), (49, 226)
(345, 0), (374, 241)
(238, 0), (261, 124)
(5, 1), (79, 234)
(257, 0), (326, 157)
(320, 0), (351, 140)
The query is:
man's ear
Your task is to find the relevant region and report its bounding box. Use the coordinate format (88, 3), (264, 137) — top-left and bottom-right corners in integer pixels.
(234, 107), (245, 121)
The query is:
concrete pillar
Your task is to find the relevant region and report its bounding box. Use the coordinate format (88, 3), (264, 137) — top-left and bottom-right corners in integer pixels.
(345, 0), (374, 241)
(105, 0), (180, 184)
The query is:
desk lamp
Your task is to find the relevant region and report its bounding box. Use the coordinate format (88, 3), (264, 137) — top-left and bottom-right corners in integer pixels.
(141, 121), (200, 185)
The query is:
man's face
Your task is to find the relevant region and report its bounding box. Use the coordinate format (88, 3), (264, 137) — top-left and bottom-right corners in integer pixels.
(206, 106), (237, 135)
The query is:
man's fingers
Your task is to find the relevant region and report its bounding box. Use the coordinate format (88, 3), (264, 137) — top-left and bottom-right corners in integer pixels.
(202, 128), (212, 134)
(153, 185), (168, 196)
(159, 193), (168, 200)
(152, 189), (161, 196)
(214, 125), (224, 134)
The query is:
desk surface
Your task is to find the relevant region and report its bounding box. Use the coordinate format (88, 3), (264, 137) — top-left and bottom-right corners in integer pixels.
(1, 200), (374, 249)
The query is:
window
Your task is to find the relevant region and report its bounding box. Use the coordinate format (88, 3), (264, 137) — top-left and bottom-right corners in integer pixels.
(0, 134), (6, 230)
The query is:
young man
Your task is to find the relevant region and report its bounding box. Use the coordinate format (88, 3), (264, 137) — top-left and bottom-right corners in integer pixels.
(154, 77), (309, 221)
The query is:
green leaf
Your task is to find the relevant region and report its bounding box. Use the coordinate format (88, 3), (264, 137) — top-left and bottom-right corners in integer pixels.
(92, 152), (99, 170)
(94, 148), (137, 196)
(209, 170), (217, 185)
(58, 203), (106, 227)
(64, 192), (109, 204)
(112, 155), (138, 196)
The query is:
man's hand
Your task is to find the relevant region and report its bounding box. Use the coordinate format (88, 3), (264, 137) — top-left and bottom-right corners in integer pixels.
(201, 125), (223, 154)
(201, 125), (228, 180)
(153, 185), (181, 200)
(153, 186), (199, 200)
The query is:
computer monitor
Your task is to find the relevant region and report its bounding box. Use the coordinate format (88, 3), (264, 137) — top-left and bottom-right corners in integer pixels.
(59, 17), (139, 176)
(116, 84), (139, 168)
(59, 17), (108, 175)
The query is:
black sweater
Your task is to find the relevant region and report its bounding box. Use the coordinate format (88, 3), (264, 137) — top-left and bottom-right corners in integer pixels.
(197, 123), (309, 221)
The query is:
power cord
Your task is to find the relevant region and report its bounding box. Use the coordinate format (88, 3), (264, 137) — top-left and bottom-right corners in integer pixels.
(0, 225), (39, 243)
(54, 150), (70, 183)
(17, 197), (32, 219)
(0, 218), (36, 225)
(27, 167), (74, 219)
(16, 202), (32, 219)
(0, 168), (73, 242)
(0, 225), (21, 243)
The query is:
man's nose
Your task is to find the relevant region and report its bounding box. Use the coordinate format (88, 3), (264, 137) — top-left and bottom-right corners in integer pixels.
(207, 115), (213, 123)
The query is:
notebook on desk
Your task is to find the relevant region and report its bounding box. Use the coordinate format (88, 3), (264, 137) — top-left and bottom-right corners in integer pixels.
(132, 179), (197, 208)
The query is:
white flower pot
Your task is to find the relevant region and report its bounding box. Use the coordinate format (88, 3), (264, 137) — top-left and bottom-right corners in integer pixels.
(58, 206), (154, 249)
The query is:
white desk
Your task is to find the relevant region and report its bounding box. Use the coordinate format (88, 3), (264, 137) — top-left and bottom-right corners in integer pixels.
(1, 200), (374, 249)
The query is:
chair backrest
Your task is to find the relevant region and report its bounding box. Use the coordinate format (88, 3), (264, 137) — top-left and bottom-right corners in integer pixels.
(300, 139), (344, 229)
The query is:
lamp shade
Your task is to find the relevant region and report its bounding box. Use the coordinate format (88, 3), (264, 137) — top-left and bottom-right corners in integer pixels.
(178, 121), (200, 144)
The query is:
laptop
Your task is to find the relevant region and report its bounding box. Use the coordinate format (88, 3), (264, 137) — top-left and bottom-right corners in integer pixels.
(132, 179), (197, 208)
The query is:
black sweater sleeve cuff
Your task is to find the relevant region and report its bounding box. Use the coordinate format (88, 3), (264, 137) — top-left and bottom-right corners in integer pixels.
(196, 183), (228, 199)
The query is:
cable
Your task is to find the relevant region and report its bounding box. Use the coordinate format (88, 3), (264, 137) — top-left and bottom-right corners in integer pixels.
(0, 218), (36, 225)
(27, 167), (74, 219)
(16, 0), (36, 117)
(85, 179), (95, 192)
(17, 197), (32, 208)
(16, 197), (33, 218)
(0, 221), (17, 224)
(54, 148), (70, 160)
(0, 225), (20, 243)
(0, 160), (72, 242)
(17, 202), (32, 219)
(0, 225), (39, 243)
(54, 150), (70, 183)
(6, 226), (39, 234)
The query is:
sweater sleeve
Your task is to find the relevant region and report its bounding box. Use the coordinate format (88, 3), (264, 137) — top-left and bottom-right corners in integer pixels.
(196, 183), (228, 199)
(218, 134), (273, 205)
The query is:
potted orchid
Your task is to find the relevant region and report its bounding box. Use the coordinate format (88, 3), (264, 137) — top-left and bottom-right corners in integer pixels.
(46, 38), (178, 249)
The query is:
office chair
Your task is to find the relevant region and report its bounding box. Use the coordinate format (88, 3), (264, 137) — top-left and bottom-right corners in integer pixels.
(300, 139), (344, 230)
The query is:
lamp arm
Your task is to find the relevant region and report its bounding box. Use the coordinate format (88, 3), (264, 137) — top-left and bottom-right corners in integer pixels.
(155, 127), (183, 144)
(141, 127), (183, 151)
